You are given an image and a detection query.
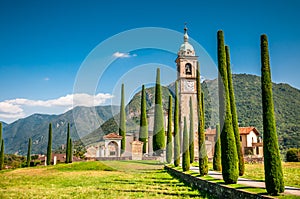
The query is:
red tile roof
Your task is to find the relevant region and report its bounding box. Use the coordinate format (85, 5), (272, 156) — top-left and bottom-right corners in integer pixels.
(103, 133), (123, 139)
(239, 127), (260, 135)
(205, 127), (260, 136)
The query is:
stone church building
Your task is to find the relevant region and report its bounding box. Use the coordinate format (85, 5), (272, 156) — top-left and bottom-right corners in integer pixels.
(85, 25), (263, 161)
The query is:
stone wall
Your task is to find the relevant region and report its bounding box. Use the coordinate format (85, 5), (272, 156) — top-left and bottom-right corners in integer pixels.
(95, 157), (132, 161)
(164, 166), (274, 199)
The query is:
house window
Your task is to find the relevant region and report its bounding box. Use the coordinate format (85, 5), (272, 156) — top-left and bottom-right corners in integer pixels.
(110, 151), (116, 156)
(240, 136), (242, 141)
(205, 136), (208, 141)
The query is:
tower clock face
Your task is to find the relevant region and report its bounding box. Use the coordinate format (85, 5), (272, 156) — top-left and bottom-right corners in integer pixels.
(184, 80), (195, 92)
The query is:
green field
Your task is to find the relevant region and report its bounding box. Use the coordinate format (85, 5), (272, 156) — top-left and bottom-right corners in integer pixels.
(243, 162), (300, 188)
(191, 161), (300, 189)
(0, 161), (211, 199)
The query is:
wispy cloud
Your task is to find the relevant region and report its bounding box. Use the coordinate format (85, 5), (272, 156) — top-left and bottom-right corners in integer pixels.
(44, 77), (50, 81)
(112, 51), (137, 58)
(0, 93), (114, 122)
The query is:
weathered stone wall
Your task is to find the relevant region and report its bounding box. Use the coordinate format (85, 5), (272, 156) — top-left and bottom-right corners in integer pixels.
(95, 157), (132, 161)
(165, 166), (274, 199)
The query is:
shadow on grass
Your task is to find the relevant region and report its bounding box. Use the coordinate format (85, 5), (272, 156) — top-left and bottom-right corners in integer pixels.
(125, 160), (164, 166)
(97, 187), (209, 198)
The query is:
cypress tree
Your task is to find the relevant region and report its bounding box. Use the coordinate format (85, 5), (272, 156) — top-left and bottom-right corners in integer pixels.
(139, 85), (148, 154)
(261, 34), (284, 195)
(201, 92), (208, 172)
(0, 122), (2, 147)
(213, 124), (222, 171)
(46, 123), (52, 166)
(173, 81), (180, 167)
(27, 138), (32, 167)
(166, 95), (173, 163)
(119, 83), (126, 153)
(225, 45), (245, 176)
(65, 123), (70, 163)
(197, 63), (208, 176)
(217, 30), (238, 184)
(153, 68), (165, 155)
(68, 138), (73, 163)
(0, 139), (4, 170)
(189, 97), (194, 163)
(182, 117), (190, 171)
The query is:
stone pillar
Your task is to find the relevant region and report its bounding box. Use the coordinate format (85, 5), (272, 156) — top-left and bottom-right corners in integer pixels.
(53, 156), (57, 165)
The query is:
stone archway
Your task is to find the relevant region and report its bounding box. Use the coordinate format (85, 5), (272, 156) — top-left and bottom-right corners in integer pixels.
(107, 141), (119, 157)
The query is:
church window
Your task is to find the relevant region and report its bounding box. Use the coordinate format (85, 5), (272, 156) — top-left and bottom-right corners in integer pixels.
(185, 63), (192, 75)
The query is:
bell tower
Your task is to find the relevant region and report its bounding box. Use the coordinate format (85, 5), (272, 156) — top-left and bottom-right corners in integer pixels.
(175, 24), (199, 158)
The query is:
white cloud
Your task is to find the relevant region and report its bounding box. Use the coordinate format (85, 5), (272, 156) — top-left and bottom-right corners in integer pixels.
(0, 93), (114, 123)
(112, 51), (137, 58)
(44, 77), (50, 81)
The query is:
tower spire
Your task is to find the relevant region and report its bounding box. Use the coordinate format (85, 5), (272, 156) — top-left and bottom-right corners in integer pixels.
(184, 23), (189, 42)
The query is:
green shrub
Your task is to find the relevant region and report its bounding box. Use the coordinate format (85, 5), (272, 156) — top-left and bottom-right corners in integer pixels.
(286, 148), (300, 162)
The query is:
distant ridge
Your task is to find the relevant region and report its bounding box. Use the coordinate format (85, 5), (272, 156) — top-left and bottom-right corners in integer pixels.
(2, 74), (300, 154)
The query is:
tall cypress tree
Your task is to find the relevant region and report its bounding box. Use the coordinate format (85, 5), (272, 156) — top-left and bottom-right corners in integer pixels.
(65, 123), (70, 163)
(225, 45), (245, 176)
(0, 139), (4, 170)
(261, 34), (284, 195)
(139, 85), (148, 154)
(0, 122), (2, 148)
(213, 124), (222, 171)
(173, 81), (180, 167)
(182, 117), (190, 171)
(119, 83), (126, 153)
(201, 92), (208, 172)
(217, 30), (238, 184)
(46, 123), (52, 166)
(153, 68), (165, 155)
(189, 97), (194, 163)
(197, 63), (208, 176)
(166, 95), (173, 164)
(68, 138), (73, 163)
(0, 123), (2, 169)
(27, 138), (32, 167)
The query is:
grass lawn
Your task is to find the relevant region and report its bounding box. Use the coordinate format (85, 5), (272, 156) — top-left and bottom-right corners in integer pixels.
(0, 161), (212, 199)
(243, 162), (300, 188)
(192, 161), (300, 188)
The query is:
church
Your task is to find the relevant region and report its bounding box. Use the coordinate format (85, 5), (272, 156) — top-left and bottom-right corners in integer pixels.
(85, 25), (202, 160)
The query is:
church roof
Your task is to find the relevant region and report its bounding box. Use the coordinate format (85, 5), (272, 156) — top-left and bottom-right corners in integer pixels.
(103, 133), (123, 140)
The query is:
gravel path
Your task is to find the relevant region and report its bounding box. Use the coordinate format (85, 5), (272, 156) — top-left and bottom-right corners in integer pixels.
(190, 166), (300, 197)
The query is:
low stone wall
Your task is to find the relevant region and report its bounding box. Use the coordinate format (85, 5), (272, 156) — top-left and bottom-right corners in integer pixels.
(165, 166), (274, 199)
(95, 157), (132, 161)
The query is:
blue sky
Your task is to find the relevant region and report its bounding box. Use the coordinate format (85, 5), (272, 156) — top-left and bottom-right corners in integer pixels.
(0, 0), (299, 123)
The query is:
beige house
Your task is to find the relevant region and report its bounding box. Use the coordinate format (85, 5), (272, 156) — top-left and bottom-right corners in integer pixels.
(205, 127), (263, 159)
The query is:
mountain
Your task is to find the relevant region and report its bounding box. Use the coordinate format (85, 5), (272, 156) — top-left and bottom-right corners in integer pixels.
(85, 74), (300, 150)
(1, 121), (8, 128)
(3, 105), (118, 155)
(3, 74), (300, 154)
(81, 86), (173, 146)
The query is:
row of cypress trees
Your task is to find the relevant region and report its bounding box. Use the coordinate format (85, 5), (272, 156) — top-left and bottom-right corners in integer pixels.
(119, 32), (284, 196)
(213, 31), (284, 195)
(25, 122), (73, 167)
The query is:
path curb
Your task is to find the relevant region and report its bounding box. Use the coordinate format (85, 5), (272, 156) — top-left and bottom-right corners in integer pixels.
(165, 166), (275, 199)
